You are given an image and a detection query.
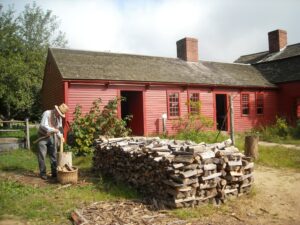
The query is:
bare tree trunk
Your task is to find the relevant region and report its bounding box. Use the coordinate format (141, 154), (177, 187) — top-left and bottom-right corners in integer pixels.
(244, 135), (259, 159)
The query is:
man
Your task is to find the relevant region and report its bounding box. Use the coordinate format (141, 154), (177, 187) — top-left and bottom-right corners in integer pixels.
(37, 103), (69, 180)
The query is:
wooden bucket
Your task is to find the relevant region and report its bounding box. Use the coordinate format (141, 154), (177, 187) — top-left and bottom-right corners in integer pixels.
(57, 138), (77, 184)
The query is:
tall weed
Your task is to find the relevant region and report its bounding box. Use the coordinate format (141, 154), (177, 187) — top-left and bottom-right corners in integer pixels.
(256, 117), (299, 142)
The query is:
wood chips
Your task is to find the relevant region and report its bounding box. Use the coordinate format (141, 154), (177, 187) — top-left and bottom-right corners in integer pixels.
(72, 200), (188, 225)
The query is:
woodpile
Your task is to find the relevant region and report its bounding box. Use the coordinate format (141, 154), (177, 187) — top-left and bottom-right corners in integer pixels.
(93, 137), (254, 208)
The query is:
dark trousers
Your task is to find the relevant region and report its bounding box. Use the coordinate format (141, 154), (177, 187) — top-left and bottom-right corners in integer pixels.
(38, 136), (57, 176)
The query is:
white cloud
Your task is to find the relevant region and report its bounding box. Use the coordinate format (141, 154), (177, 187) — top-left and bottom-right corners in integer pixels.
(2, 0), (300, 62)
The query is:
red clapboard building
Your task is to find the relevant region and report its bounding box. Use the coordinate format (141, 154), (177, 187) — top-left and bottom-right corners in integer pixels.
(42, 29), (300, 136)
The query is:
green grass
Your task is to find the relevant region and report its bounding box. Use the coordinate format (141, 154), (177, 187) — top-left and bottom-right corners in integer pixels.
(255, 145), (300, 169)
(0, 127), (38, 139)
(171, 204), (229, 219)
(0, 150), (139, 224)
(0, 130), (25, 138)
(0, 149), (39, 173)
(234, 134), (300, 170)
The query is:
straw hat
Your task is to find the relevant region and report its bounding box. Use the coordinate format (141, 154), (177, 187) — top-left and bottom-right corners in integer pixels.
(54, 103), (69, 118)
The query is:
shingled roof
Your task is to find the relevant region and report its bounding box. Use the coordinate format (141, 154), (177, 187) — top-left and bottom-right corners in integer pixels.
(50, 48), (275, 88)
(235, 43), (300, 64)
(254, 56), (300, 83)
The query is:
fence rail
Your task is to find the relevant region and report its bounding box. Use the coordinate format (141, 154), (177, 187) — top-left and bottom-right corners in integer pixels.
(0, 119), (30, 150)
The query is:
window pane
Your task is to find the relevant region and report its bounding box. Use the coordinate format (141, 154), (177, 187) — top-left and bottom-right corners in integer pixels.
(189, 93), (200, 114)
(241, 94), (249, 115)
(169, 93), (179, 116)
(256, 94), (264, 115)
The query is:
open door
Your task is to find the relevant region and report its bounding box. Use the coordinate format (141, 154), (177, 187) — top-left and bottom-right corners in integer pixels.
(216, 94), (228, 131)
(121, 91), (144, 136)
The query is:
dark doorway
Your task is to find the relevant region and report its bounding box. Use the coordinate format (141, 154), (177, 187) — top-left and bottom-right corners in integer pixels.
(216, 94), (228, 131)
(121, 91), (144, 135)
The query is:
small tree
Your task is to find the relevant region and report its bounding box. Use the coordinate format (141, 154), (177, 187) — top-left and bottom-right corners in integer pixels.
(70, 98), (131, 156)
(172, 100), (213, 132)
(0, 3), (67, 120)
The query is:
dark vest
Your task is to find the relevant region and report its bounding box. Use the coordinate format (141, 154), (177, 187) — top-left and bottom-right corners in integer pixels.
(38, 110), (59, 137)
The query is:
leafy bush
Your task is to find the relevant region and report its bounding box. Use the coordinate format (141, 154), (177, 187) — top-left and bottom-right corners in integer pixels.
(291, 119), (300, 139)
(256, 117), (294, 142)
(70, 98), (131, 155)
(172, 101), (213, 132)
(171, 100), (223, 143)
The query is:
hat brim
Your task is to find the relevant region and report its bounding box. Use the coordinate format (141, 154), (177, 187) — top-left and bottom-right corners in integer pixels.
(55, 105), (65, 118)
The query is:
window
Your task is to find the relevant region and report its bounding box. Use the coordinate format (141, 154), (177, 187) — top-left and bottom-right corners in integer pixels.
(189, 93), (200, 114)
(241, 94), (250, 116)
(256, 93), (264, 115)
(168, 92), (180, 117)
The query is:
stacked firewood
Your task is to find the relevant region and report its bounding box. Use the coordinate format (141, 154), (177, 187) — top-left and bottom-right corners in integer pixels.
(93, 137), (254, 208)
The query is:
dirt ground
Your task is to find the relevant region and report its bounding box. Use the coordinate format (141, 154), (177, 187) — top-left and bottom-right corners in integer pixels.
(1, 165), (300, 225)
(200, 165), (300, 225)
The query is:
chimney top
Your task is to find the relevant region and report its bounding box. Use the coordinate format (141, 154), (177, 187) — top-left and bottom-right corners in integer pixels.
(268, 29), (287, 53)
(176, 37), (198, 62)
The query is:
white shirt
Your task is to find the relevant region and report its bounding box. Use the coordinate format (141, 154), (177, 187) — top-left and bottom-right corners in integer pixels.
(39, 110), (63, 138)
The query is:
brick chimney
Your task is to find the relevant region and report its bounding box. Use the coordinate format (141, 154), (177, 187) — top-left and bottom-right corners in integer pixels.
(268, 29), (287, 53)
(176, 37), (198, 62)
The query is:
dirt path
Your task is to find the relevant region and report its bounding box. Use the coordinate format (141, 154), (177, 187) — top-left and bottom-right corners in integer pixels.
(205, 165), (300, 225)
(259, 141), (300, 150)
(1, 166), (300, 225)
(244, 165), (300, 224)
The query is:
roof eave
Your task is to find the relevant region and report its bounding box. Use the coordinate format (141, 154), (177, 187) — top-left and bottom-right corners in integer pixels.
(62, 78), (278, 90)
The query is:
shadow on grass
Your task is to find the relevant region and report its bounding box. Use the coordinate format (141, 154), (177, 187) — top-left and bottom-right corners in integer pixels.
(0, 165), (34, 173)
(77, 166), (141, 200)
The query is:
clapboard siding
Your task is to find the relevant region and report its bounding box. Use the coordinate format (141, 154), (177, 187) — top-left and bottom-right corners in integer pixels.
(67, 84), (118, 121)
(278, 81), (300, 124)
(144, 87), (278, 135)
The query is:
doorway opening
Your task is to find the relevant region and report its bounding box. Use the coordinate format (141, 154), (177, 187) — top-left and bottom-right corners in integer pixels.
(120, 91), (144, 136)
(216, 94), (228, 131)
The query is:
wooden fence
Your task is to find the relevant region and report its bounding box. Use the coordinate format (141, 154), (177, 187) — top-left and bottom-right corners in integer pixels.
(0, 119), (30, 150)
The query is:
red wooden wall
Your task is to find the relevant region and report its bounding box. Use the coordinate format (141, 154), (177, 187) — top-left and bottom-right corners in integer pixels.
(62, 82), (278, 135)
(65, 83), (118, 124)
(145, 87), (278, 135)
(278, 81), (300, 123)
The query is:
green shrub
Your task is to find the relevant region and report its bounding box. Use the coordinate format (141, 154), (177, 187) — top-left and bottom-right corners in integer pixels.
(256, 117), (297, 142)
(291, 119), (300, 139)
(170, 100), (227, 143)
(172, 101), (213, 132)
(70, 98), (131, 156)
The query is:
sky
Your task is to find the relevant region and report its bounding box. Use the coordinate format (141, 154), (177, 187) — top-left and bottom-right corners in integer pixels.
(2, 0), (300, 62)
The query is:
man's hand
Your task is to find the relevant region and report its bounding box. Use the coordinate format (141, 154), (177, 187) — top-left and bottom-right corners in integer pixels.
(61, 137), (65, 143)
(54, 128), (59, 133)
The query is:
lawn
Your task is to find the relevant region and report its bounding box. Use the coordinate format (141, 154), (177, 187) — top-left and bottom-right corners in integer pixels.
(0, 149), (139, 224)
(1, 133), (300, 224)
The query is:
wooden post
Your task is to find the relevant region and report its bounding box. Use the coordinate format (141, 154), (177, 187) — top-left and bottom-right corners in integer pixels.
(229, 95), (235, 145)
(25, 118), (30, 150)
(244, 135), (259, 159)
